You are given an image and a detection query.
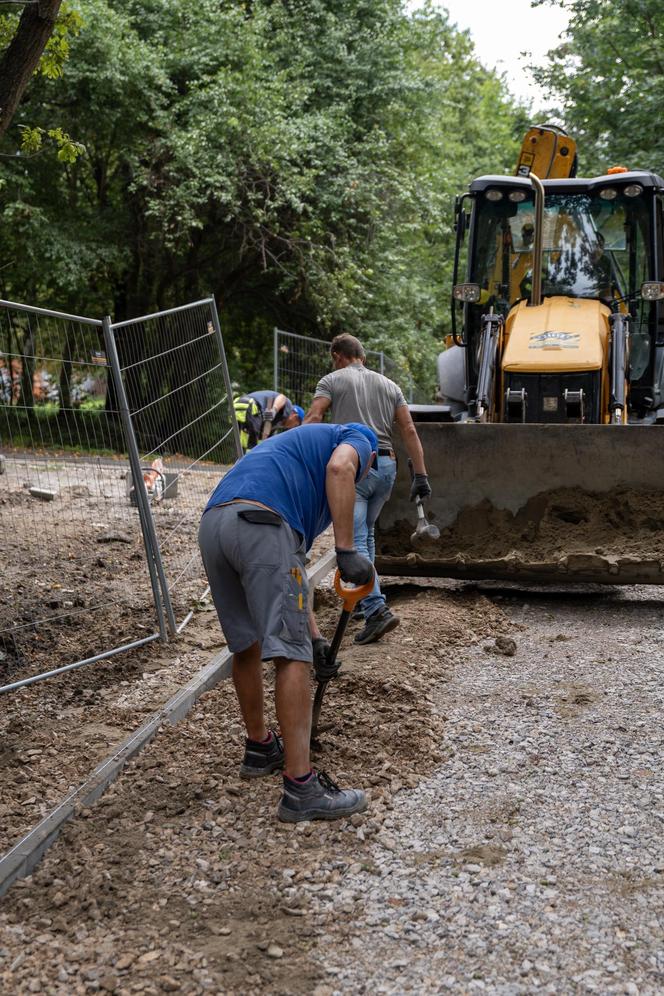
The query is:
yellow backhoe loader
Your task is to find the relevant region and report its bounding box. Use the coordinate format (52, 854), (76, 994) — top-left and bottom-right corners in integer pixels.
(376, 126), (664, 584)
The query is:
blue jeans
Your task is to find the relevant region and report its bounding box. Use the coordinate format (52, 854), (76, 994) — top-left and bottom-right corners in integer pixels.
(353, 455), (397, 618)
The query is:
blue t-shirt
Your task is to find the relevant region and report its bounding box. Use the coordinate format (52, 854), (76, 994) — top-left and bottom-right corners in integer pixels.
(205, 424), (373, 549)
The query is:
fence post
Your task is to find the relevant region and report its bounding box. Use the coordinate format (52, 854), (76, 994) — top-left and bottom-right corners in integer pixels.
(273, 327), (279, 393)
(208, 296), (243, 460)
(102, 315), (176, 637)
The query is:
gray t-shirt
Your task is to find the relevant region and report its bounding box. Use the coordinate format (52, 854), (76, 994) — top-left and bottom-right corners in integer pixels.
(314, 363), (407, 449)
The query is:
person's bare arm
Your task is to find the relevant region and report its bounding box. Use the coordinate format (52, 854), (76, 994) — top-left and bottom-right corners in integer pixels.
(325, 442), (359, 548)
(394, 405), (426, 474)
(261, 394), (289, 439)
(309, 607), (322, 640)
(304, 396), (331, 424)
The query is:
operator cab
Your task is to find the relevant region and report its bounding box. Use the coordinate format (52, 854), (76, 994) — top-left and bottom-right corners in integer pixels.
(447, 171), (664, 423)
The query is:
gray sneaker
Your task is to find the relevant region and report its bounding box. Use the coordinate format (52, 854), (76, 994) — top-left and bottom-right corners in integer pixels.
(277, 771), (368, 823)
(354, 607), (400, 645)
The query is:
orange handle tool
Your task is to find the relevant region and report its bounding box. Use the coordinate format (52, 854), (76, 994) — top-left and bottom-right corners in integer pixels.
(311, 568), (375, 747)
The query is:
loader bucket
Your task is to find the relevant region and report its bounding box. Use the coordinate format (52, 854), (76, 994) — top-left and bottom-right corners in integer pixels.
(375, 423), (664, 585)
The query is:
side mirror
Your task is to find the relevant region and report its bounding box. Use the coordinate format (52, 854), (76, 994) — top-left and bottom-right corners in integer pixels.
(641, 281), (664, 301)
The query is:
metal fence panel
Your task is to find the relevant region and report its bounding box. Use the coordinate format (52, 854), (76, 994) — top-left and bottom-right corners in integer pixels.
(0, 300), (165, 692)
(273, 327), (429, 406)
(107, 298), (241, 631)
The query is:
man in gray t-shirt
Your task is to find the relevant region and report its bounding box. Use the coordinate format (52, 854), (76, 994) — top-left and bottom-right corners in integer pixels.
(304, 333), (431, 645)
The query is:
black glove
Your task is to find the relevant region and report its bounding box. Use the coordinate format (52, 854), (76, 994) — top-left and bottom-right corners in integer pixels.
(335, 548), (373, 585)
(262, 409), (275, 422)
(312, 637), (340, 682)
(409, 473), (432, 502)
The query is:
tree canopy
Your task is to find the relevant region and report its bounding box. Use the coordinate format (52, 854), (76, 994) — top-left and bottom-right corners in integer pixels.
(534, 0), (664, 176)
(0, 0), (525, 389)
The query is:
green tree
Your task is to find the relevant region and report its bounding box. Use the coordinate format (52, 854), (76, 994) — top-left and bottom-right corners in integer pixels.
(0, 0), (524, 395)
(533, 0), (664, 174)
(0, 0), (82, 148)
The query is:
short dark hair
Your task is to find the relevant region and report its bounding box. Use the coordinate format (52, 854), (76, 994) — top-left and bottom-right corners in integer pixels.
(330, 333), (365, 360)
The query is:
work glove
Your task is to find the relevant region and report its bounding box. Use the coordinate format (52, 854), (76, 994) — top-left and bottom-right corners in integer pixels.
(262, 409), (275, 422)
(409, 473), (432, 502)
(312, 637), (340, 683)
(335, 548), (374, 586)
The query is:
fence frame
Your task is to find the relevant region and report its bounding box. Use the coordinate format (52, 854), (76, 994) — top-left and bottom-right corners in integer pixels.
(0, 294), (241, 692)
(0, 299), (169, 693)
(273, 326), (416, 403)
(105, 295), (242, 637)
(102, 314), (174, 634)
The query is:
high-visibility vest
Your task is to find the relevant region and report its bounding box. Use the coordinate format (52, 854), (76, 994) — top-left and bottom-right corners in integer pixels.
(233, 396), (262, 452)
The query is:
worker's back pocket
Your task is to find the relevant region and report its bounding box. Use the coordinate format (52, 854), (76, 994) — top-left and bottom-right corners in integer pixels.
(236, 510), (284, 568)
(237, 509), (282, 526)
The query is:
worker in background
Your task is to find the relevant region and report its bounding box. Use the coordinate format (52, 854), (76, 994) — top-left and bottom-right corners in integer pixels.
(304, 333), (431, 645)
(199, 421), (377, 823)
(233, 389), (304, 453)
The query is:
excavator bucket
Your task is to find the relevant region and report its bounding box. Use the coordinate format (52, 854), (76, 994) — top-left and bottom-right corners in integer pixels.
(375, 423), (664, 585)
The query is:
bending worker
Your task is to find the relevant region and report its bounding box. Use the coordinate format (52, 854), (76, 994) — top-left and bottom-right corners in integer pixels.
(233, 389), (304, 453)
(305, 333), (431, 645)
(198, 421), (376, 823)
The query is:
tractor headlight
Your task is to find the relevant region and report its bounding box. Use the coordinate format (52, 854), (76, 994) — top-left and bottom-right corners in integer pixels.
(485, 190), (504, 202)
(453, 283), (481, 303)
(624, 184), (643, 197)
(641, 281), (664, 301)
(509, 190), (527, 203)
(599, 187), (618, 200)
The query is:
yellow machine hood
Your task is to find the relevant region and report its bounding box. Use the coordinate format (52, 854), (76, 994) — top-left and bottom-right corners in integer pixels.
(502, 297), (610, 372)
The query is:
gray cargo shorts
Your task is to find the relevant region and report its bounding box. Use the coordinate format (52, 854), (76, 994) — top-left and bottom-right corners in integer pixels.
(198, 502), (312, 663)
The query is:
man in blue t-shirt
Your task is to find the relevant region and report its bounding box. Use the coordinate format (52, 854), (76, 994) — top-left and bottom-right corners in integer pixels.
(199, 422), (377, 823)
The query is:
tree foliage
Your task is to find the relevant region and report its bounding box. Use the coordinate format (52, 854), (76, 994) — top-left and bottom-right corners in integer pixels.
(533, 0), (664, 175)
(0, 1), (83, 140)
(0, 0), (524, 389)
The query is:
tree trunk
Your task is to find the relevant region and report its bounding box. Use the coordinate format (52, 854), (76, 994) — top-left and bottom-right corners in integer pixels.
(0, 0), (63, 140)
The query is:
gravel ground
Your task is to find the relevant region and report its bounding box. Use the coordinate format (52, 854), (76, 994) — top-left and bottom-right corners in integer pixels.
(306, 585), (664, 994)
(1, 582), (663, 994)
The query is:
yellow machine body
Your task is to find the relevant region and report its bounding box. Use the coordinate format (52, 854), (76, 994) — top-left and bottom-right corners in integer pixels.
(374, 130), (664, 586)
(516, 126), (577, 180)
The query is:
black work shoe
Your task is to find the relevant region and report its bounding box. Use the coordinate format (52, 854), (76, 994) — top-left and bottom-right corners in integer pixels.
(351, 608), (364, 622)
(354, 607), (400, 645)
(278, 770), (368, 823)
(239, 730), (284, 778)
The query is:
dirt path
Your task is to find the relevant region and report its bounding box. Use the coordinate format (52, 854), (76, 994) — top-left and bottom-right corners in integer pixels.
(1, 582), (663, 993)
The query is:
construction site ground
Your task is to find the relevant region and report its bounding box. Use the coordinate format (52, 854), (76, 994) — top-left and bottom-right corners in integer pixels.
(1, 575), (663, 994)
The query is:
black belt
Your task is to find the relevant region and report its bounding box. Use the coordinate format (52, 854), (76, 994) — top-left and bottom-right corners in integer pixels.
(378, 447), (396, 458)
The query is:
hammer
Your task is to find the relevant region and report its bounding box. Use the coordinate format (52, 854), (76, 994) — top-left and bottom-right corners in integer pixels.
(411, 496), (440, 546)
(408, 458), (440, 546)
(310, 568), (375, 749)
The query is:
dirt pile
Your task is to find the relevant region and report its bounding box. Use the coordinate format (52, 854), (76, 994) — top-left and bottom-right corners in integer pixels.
(378, 488), (664, 581)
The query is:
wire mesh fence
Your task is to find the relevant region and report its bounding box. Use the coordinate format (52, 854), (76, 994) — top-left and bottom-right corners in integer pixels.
(273, 327), (431, 407)
(0, 300), (166, 692)
(106, 299), (241, 633)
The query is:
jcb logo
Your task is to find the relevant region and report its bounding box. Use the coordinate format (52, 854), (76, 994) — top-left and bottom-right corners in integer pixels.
(529, 330), (580, 349)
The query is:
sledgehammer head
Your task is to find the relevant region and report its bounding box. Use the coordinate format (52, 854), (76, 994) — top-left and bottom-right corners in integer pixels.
(411, 497), (440, 546)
